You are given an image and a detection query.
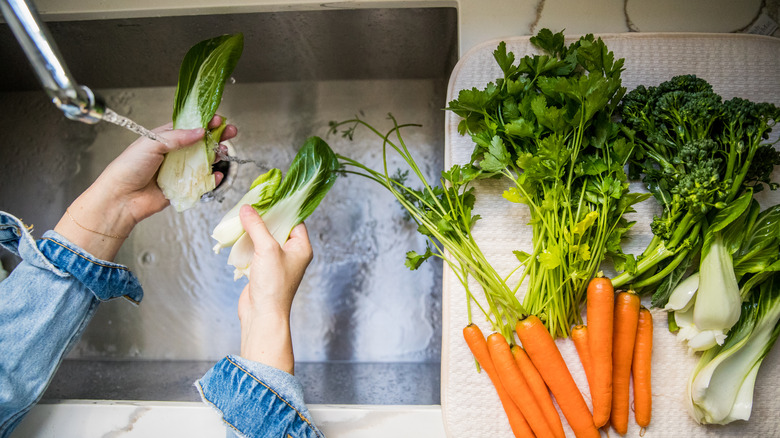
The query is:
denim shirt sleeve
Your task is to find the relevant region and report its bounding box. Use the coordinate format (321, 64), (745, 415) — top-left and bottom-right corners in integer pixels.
(196, 355), (325, 438)
(0, 211), (144, 438)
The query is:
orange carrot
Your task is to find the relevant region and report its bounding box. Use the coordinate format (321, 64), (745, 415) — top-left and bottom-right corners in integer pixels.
(571, 325), (596, 397)
(587, 276), (615, 428)
(487, 332), (554, 438)
(515, 315), (600, 438)
(632, 307), (653, 429)
(610, 291), (641, 435)
(511, 345), (565, 438)
(462, 324), (535, 438)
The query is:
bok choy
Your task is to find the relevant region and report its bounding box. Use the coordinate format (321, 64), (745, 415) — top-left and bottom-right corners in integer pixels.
(157, 33), (244, 212)
(686, 272), (780, 425)
(666, 198), (780, 352)
(212, 136), (339, 280)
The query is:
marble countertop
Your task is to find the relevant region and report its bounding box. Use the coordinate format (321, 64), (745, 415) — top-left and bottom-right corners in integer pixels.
(13, 401), (447, 437)
(29, 0), (780, 56)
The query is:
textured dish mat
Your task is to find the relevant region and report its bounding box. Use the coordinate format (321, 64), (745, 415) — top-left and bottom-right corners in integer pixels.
(441, 33), (780, 437)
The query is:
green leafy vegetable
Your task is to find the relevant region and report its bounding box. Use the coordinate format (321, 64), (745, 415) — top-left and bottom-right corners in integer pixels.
(331, 115), (526, 343)
(446, 30), (649, 337)
(212, 136), (339, 280)
(666, 200), (780, 352)
(157, 33), (244, 212)
(611, 74), (780, 300)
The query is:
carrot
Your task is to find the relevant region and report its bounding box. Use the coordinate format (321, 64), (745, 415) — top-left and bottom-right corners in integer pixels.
(511, 345), (565, 438)
(587, 276), (615, 428)
(610, 291), (641, 435)
(571, 325), (596, 397)
(462, 324), (535, 438)
(487, 332), (554, 438)
(632, 307), (653, 429)
(515, 315), (600, 438)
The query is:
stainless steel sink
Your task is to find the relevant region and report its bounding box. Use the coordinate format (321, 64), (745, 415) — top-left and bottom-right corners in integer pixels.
(0, 7), (457, 405)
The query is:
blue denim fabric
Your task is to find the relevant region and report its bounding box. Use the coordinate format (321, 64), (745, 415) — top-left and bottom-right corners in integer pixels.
(0, 211), (143, 438)
(197, 355), (325, 438)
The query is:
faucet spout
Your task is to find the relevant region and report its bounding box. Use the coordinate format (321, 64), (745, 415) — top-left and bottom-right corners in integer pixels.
(1, 0), (104, 124)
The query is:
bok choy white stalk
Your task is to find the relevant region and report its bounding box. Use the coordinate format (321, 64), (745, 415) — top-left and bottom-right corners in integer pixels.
(665, 191), (754, 351)
(665, 200), (780, 423)
(687, 272), (780, 424)
(212, 136), (339, 280)
(157, 33), (244, 212)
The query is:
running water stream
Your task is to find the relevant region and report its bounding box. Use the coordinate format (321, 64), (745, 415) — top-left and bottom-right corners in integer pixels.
(102, 108), (169, 145)
(102, 107), (261, 167)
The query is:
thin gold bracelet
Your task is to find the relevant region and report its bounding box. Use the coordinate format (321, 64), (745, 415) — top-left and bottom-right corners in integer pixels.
(66, 209), (129, 239)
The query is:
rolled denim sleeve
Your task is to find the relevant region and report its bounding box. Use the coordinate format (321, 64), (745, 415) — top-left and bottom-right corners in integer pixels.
(197, 355), (324, 438)
(0, 211), (143, 438)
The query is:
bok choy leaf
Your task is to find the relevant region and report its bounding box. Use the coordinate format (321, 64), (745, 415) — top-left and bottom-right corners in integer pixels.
(157, 33), (244, 212)
(212, 136), (339, 280)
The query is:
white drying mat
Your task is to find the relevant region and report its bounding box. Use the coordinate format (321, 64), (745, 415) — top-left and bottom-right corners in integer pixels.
(442, 33), (780, 438)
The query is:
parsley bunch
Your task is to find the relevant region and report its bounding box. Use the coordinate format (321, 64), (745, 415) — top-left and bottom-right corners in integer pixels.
(447, 30), (648, 337)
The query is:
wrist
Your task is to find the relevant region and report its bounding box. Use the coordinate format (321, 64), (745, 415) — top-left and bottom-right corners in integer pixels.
(240, 312), (294, 374)
(53, 186), (137, 261)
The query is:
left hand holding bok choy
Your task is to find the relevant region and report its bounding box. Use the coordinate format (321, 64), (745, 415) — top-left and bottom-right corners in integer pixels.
(55, 115), (236, 262)
(211, 137), (339, 280)
(157, 33), (244, 212)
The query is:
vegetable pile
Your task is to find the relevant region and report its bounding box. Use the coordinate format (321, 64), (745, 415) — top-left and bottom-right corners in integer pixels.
(330, 29), (780, 436)
(446, 30), (649, 338)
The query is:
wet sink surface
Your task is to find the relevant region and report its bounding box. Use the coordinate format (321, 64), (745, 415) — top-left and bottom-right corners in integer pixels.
(0, 7), (457, 405)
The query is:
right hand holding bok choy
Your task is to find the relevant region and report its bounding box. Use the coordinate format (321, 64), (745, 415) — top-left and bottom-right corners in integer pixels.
(211, 136), (339, 280)
(235, 205), (312, 374)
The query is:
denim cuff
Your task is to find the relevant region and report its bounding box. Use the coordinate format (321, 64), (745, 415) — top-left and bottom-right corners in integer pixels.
(196, 355), (323, 438)
(0, 211), (35, 258)
(0, 211), (143, 303)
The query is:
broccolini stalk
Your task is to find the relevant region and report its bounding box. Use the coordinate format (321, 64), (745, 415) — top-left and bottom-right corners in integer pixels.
(158, 33), (244, 212)
(446, 29), (648, 337)
(612, 75), (780, 303)
(331, 115), (526, 343)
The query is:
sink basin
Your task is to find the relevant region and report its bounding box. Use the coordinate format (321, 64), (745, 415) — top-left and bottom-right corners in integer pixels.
(0, 7), (457, 405)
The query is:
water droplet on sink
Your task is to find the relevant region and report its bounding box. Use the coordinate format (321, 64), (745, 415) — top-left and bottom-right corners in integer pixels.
(139, 251), (157, 265)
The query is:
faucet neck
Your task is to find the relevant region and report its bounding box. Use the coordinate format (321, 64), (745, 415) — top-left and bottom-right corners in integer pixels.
(1, 0), (104, 124)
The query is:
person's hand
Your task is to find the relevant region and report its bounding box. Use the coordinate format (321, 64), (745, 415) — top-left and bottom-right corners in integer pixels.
(236, 205), (313, 374)
(95, 115), (237, 224)
(54, 115), (237, 261)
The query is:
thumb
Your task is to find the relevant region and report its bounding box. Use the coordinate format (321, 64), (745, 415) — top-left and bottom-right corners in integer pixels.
(155, 127), (206, 153)
(238, 205), (276, 251)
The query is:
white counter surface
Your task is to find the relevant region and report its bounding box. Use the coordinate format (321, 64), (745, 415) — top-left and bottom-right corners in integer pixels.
(13, 401), (446, 437)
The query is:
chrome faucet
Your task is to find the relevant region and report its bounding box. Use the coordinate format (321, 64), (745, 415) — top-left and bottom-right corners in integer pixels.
(1, 0), (105, 124)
